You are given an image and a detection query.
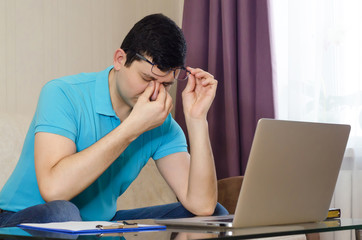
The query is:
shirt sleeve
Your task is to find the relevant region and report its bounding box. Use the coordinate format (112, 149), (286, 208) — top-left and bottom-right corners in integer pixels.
(34, 80), (77, 142)
(152, 114), (188, 160)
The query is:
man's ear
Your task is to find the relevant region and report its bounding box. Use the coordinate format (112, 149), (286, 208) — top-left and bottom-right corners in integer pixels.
(113, 48), (127, 70)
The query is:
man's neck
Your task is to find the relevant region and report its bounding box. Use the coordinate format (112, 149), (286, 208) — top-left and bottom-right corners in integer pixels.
(108, 69), (132, 121)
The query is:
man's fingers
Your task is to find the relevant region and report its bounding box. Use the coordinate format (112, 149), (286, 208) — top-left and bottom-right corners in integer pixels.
(150, 82), (160, 101)
(201, 78), (218, 87)
(183, 72), (196, 94)
(140, 81), (155, 102)
(155, 86), (173, 116)
(154, 84), (167, 102)
(184, 67), (217, 93)
(187, 67), (214, 79)
(196, 72), (214, 80)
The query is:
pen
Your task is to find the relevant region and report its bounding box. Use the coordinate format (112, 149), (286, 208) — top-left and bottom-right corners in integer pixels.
(97, 233), (124, 237)
(118, 221), (139, 229)
(96, 223), (124, 230)
(118, 221), (138, 226)
(96, 221), (138, 230)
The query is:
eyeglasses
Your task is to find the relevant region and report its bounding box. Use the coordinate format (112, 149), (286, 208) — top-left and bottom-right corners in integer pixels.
(135, 53), (190, 81)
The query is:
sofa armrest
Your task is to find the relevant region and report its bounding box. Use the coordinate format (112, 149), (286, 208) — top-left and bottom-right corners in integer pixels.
(217, 176), (243, 214)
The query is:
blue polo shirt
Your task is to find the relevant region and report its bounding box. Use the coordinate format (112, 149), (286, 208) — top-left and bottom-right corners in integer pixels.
(0, 66), (188, 221)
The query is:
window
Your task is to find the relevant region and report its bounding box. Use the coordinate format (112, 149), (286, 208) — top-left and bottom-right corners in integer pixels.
(269, 1), (362, 239)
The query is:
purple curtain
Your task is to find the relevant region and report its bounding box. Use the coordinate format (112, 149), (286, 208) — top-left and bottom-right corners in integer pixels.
(175, 0), (274, 179)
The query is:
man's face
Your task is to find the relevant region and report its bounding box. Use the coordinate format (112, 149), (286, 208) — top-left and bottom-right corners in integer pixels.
(115, 54), (175, 108)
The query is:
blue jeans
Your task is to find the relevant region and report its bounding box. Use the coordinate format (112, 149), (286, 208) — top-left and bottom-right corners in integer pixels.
(112, 202), (228, 221)
(0, 201), (228, 227)
(0, 200), (82, 227)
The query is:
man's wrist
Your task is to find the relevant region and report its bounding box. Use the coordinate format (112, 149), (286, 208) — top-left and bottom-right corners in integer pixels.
(117, 119), (142, 143)
(184, 112), (208, 123)
(185, 115), (209, 134)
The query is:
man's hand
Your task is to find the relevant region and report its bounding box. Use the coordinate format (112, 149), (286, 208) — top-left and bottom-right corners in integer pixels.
(182, 67), (217, 120)
(124, 81), (173, 136)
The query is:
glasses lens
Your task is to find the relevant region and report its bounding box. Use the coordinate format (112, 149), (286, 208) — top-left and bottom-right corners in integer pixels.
(175, 68), (189, 81)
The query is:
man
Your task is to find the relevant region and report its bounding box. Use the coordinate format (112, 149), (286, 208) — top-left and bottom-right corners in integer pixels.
(0, 14), (227, 227)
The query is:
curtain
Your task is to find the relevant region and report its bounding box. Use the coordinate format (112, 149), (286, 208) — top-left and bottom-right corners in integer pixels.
(269, 0), (362, 239)
(175, 0), (274, 179)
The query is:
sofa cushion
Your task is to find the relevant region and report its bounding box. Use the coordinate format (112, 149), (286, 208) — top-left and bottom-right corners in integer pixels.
(117, 159), (177, 210)
(0, 113), (31, 189)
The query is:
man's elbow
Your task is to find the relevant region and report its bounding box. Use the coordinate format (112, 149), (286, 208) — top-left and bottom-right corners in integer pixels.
(189, 201), (217, 216)
(194, 207), (215, 216)
(40, 191), (59, 203)
(39, 184), (68, 202)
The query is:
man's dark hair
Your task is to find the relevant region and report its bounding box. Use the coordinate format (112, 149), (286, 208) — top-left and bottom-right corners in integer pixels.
(121, 14), (187, 71)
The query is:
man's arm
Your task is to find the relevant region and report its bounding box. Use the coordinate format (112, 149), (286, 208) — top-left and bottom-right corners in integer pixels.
(35, 124), (136, 202)
(156, 68), (218, 215)
(35, 81), (173, 201)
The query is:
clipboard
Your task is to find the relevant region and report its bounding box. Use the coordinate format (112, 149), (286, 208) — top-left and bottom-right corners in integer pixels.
(18, 221), (166, 234)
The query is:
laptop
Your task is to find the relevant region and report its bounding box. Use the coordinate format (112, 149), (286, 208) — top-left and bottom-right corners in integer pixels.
(155, 119), (350, 228)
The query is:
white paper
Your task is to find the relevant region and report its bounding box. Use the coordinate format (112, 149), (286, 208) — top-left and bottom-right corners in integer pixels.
(20, 221), (117, 231)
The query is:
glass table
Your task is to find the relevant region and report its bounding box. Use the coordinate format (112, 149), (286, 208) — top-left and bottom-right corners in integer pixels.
(1, 218), (362, 240)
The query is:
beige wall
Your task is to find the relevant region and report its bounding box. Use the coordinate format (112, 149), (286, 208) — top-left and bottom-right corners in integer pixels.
(0, 0), (184, 116)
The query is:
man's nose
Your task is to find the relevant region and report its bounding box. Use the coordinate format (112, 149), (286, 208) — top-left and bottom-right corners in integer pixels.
(151, 81), (161, 101)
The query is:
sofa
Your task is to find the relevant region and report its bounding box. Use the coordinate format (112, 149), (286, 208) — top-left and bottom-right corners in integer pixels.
(0, 113), (308, 239)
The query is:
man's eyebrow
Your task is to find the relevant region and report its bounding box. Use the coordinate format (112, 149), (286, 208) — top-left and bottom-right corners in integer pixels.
(141, 72), (157, 80)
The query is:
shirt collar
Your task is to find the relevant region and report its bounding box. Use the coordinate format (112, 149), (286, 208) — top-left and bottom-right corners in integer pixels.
(95, 66), (117, 117)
